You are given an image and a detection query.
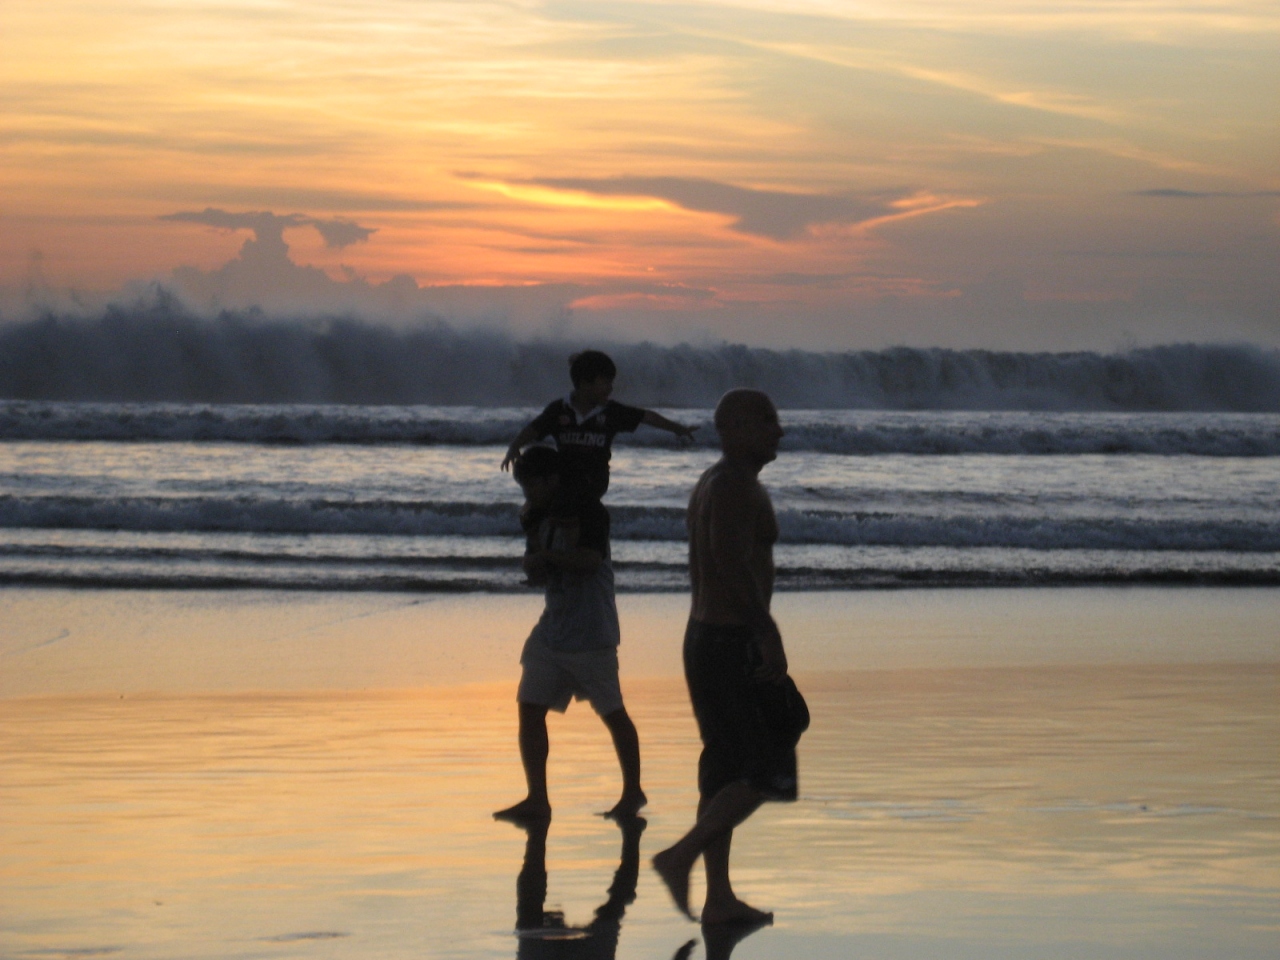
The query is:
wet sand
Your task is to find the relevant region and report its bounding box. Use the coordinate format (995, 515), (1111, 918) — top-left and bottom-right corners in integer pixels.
(2, 587), (1278, 959)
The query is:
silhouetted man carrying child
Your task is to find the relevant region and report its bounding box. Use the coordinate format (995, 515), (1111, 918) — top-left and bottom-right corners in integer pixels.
(495, 446), (646, 823)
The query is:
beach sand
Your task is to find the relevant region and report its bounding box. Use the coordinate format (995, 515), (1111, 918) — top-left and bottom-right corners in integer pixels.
(2, 587), (1278, 959)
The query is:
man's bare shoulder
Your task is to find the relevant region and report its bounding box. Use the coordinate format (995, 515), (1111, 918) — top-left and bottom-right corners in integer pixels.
(692, 461), (766, 507)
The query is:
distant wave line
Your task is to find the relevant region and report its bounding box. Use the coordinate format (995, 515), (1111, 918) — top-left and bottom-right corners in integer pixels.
(3, 298), (1280, 410)
(3, 496), (1279, 551)
(3, 402), (1279, 455)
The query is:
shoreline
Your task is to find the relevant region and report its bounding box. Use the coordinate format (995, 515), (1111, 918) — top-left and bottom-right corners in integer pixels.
(3, 568), (1280, 591)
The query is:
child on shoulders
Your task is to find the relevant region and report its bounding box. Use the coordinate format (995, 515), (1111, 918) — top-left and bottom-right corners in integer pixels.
(501, 350), (696, 502)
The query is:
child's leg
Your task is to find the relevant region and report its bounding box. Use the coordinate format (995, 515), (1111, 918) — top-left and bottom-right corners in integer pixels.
(494, 702), (552, 822)
(601, 706), (646, 818)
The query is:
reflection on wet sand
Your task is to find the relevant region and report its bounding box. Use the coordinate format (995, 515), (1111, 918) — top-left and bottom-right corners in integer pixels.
(1, 663), (1277, 959)
(512, 816), (643, 957)
(508, 815), (767, 960)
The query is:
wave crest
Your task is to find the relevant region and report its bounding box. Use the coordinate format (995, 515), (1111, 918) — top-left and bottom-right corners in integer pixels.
(3, 298), (1279, 411)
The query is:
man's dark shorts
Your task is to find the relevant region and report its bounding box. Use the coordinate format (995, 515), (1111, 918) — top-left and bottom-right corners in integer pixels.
(684, 619), (798, 803)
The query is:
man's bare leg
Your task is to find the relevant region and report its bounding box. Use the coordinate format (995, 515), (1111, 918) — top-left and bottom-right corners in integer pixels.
(701, 826), (773, 925)
(601, 706), (647, 819)
(494, 702), (552, 822)
(652, 780), (767, 920)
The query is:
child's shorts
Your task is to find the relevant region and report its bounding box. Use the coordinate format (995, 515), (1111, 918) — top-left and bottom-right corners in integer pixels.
(517, 636), (624, 716)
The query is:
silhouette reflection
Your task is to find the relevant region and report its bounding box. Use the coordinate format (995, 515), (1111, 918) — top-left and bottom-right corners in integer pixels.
(513, 816), (644, 959)
(510, 816), (768, 960)
(699, 914), (771, 960)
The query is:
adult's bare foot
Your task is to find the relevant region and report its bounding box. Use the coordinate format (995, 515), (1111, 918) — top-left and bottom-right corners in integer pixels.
(603, 789), (648, 820)
(652, 847), (696, 921)
(493, 798), (551, 823)
(699, 897), (773, 927)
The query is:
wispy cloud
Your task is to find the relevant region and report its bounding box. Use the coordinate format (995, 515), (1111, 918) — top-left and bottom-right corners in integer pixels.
(159, 209), (376, 249)
(1134, 188), (1280, 199)
(1032, 138), (1232, 177)
(724, 37), (1127, 125)
(487, 176), (903, 239)
(166, 185), (474, 214)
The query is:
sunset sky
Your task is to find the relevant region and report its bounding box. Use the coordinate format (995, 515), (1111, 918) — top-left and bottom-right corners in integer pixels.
(2, 0), (1277, 348)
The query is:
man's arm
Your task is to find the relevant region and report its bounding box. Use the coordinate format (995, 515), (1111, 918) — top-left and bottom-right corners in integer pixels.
(641, 409), (697, 443)
(706, 477), (787, 680)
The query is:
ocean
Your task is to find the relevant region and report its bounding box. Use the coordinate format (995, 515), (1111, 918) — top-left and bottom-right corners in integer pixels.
(2, 401), (1277, 591)
(3, 325), (1279, 960)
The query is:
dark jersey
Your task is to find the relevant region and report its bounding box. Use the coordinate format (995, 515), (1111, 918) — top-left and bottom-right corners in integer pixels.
(528, 398), (645, 499)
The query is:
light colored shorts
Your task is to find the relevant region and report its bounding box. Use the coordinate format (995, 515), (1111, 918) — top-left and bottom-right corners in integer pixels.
(517, 635), (623, 716)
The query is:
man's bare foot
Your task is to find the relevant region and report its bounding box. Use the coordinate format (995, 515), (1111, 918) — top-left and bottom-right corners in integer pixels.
(700, 897), (773, 927)
(603, 789), (648, 820)
(493, 798), (550, 823)
(652, 846), (696, 921)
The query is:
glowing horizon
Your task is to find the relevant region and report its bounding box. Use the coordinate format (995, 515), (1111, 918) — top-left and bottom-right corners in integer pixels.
(1, 0), (1276, 349)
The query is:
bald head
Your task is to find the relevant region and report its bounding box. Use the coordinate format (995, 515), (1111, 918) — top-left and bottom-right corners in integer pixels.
(713, 389), (783, 466)
(714, 389), (775, 433)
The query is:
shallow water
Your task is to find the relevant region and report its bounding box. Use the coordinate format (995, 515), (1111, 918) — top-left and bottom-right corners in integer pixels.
(2, 590), (1278, 959)
(3, 406), (1280, 590)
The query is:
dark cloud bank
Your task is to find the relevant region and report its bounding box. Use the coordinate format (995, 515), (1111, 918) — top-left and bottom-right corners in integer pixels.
(2, 294), (1278, 411)
(159, 209), (377, 249)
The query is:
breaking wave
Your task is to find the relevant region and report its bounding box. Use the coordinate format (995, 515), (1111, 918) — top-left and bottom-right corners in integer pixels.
(3, 299), (1280, 411)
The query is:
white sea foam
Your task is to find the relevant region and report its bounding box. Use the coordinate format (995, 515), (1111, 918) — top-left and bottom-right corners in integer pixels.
(3, 304), (1279, 410)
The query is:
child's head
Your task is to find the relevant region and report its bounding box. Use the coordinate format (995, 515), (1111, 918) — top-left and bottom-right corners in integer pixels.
(513, 445), (560, 508)
(569, 350), (616, 404)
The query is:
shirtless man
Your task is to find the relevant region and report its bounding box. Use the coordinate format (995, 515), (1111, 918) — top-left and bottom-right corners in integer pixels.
(653, 389), (793, 927)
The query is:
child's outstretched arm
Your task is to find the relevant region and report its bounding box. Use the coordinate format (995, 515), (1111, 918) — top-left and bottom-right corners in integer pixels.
(501, 423), (541, 471)
(641, 409), (698, 444)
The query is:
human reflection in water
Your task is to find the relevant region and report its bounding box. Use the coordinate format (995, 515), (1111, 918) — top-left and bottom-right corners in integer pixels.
(512, 816), (767, 960)
(513, 816), (643, 959)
